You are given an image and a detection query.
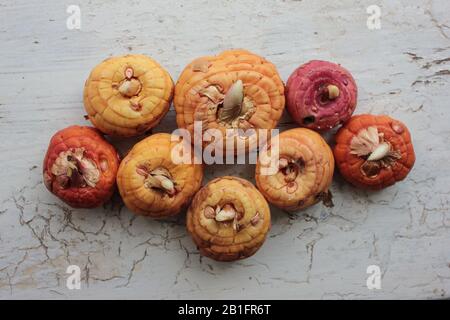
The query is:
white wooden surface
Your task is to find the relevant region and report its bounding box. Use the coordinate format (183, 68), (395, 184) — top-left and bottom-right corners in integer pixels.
(1, 0), (449, 299)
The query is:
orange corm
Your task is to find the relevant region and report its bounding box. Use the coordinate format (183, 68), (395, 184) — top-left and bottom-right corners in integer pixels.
(334, 114), (415, 190)
(256, 128), (334, 211)
(43, 126), (120, 208)
(84, 54), (174, 137)
(174, 49), (285, 154)
(186, 176), (271, 261)
(116, 133), (203, 218)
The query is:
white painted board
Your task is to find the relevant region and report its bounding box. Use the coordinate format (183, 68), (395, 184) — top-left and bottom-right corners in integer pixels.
(0, 0), (449, 299)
